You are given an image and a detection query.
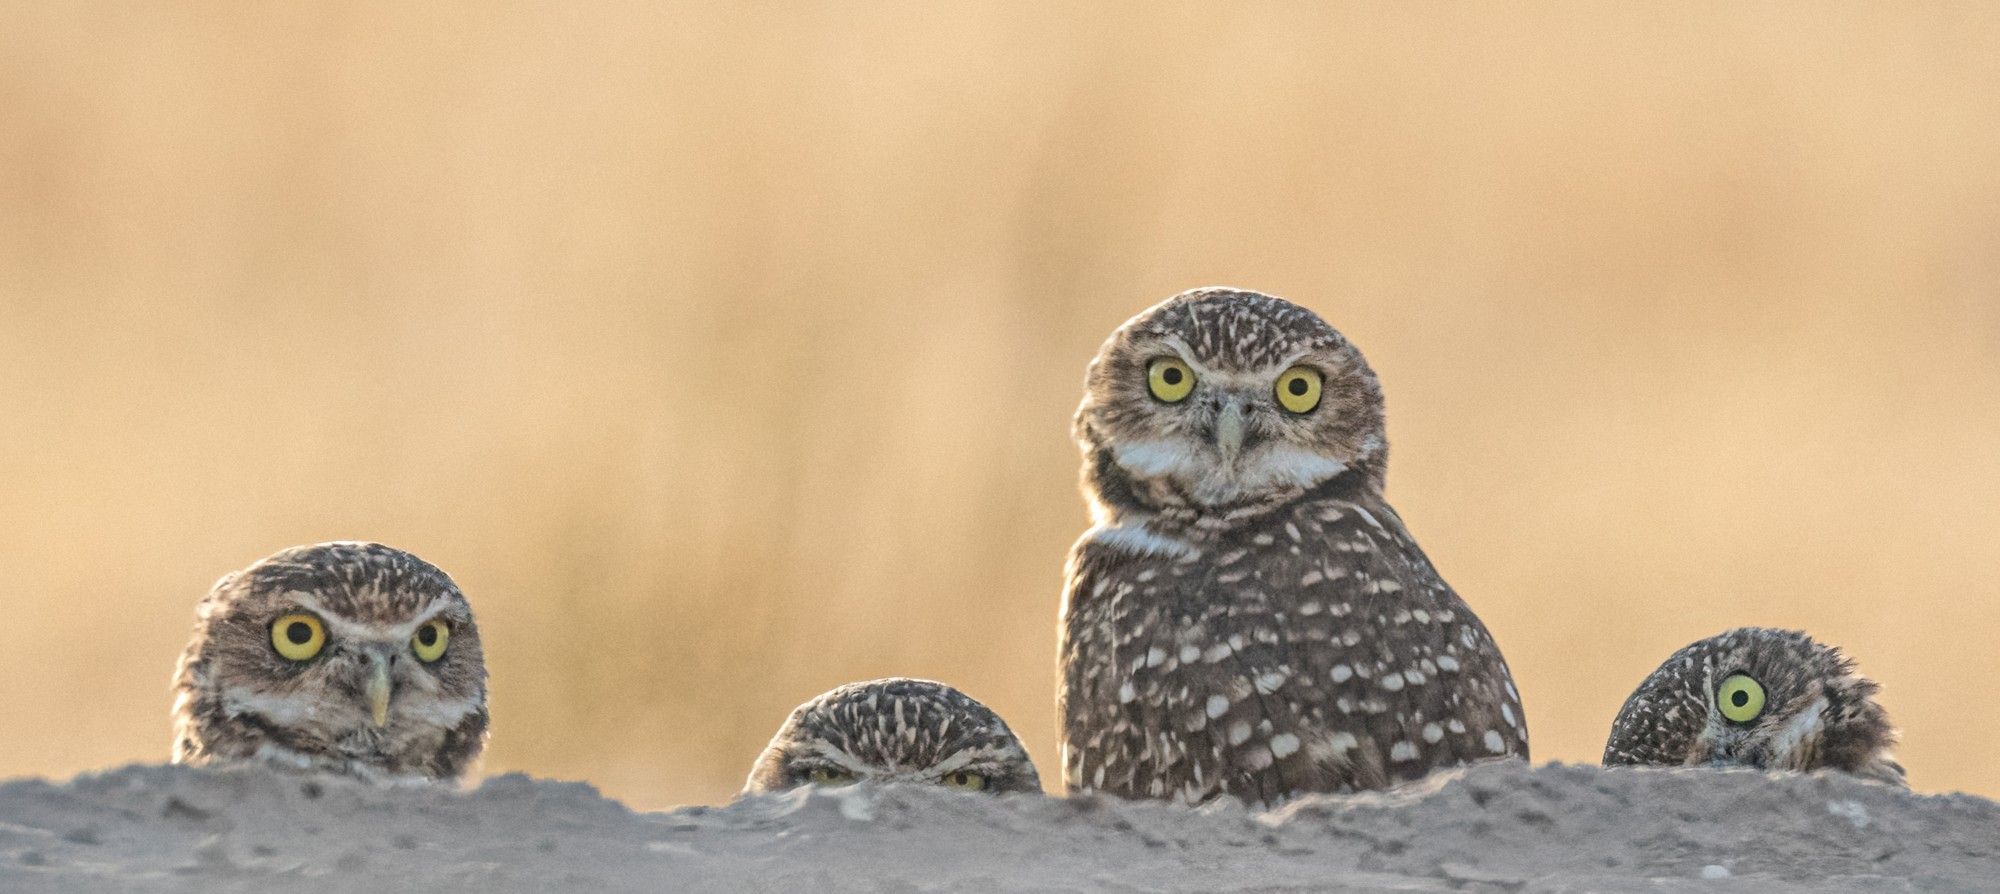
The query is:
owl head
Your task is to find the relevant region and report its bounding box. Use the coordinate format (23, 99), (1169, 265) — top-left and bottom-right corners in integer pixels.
(742, 678), (1041, 796)
(171, 542), (489, 782)
(1604, 627), (1903, 786)
(1075, 287), (1386, 521)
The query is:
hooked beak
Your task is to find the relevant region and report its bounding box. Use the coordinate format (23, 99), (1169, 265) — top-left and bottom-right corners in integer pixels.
(1213, 397), (1247, 464)
(365, 652), (392, 728)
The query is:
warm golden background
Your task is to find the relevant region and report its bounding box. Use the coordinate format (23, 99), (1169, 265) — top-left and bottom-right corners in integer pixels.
(2, 3), (1997, 809)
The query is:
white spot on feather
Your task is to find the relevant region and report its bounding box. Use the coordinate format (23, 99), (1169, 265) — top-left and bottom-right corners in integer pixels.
(1240, 745), (1273, 771)
(1352, 506), (1384, 531)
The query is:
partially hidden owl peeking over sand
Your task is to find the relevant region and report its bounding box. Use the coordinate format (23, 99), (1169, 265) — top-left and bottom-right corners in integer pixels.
(744, 678), (1041, 796)
(1604, 627), (1904, 786)
(171, 542), (489, 783)
(1058, 287), (1528, 808)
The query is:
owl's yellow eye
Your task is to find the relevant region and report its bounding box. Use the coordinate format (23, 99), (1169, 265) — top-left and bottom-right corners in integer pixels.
(1274, 366), (1323, 414)
(807, 766), (855, 786)
(411, 620), (450, 663)
(1147, 358), (1195, 403)
(270, 613), (326, 662)
(941, 770), (987, 791)
(1717, 673), (1766, 723)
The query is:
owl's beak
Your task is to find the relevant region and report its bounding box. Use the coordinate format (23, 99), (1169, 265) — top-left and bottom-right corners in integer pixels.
(1213, 398), (1248, 463)
(365, 653), (393, 728)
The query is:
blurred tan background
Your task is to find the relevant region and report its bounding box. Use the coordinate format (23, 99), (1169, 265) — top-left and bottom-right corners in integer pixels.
(2, 3), (1997, 809)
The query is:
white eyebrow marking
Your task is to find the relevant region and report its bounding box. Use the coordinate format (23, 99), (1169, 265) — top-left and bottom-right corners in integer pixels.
(279, 592), (454, 642)
(1150, 335), (1308, 382)
(803, 741), (879, 775)
(927, 750), (979, 775)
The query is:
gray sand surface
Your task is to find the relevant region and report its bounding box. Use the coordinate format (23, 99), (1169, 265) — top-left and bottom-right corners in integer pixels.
(0, 761), (1993, 892)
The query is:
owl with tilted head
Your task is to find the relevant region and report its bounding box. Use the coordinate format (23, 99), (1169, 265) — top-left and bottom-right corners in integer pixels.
(1605, 627), (1904, 786)
(1058, 287), (1528, 807)
(170, 542), (488, 783)
(744, 679), (1041, 796)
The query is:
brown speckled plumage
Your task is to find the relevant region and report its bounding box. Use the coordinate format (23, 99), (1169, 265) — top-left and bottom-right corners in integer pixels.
(1059, 287), (1527, 807)
(170, 542), (489, 783)
(744, 678), (1040, 795)
(1604, 627), (1904, 786)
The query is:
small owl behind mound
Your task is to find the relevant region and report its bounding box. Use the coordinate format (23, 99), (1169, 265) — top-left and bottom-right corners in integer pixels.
(171, 542), (489, 783)
(744, 678), (1041, 795)
(1604, 627), (1903, 786)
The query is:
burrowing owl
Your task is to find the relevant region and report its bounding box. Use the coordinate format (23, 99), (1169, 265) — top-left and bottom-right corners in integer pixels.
(170, 542), (489, 782)
(1604, 627), (1904, 786)
(1058, 287), (1528, 807)
(744, 678), (1041, 795)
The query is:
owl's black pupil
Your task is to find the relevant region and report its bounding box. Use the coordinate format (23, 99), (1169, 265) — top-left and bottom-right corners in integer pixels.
(1730, 690), (1749, 708)
(1161, 367), (1183, 385)
(417, 625), (438, 647)
(285, 622), (313, 645)
(1288, 378), (1309, 396)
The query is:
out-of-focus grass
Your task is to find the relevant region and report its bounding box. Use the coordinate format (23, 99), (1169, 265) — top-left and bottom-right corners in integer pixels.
(1, 3), (1997, 808)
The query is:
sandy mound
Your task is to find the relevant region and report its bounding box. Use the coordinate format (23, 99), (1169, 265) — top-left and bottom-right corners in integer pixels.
(0, 761), (1991, 892)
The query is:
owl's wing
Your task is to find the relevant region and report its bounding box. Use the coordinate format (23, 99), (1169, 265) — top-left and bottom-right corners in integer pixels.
(1185, 496), (1530, 803)
(1602, 652), (1710, 766)
(1057, 539), (1148, 794)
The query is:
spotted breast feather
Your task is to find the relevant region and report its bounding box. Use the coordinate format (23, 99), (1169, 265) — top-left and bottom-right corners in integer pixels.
(1059, 475), (1528, 806)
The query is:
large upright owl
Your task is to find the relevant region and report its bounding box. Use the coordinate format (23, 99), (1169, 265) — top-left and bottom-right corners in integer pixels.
(170, 541), (489, 783)
(1604, 627), (1904, 786)
(1058, 287), (1527, 807)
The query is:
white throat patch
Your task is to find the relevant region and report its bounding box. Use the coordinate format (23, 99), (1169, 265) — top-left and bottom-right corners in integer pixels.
(1111, 437), (1348, 507)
